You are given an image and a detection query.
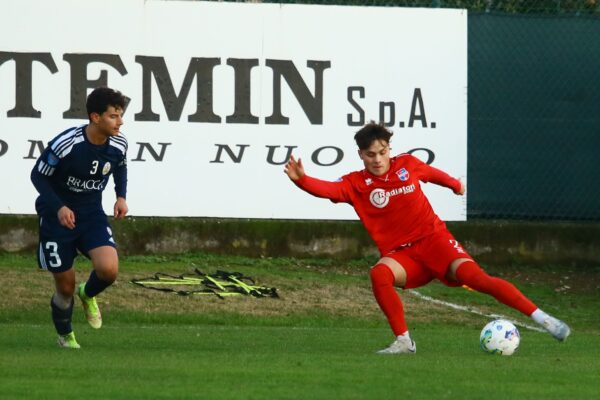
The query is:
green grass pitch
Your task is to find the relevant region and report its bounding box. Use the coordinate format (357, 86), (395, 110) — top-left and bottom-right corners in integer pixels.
(0, 253), (598, 399)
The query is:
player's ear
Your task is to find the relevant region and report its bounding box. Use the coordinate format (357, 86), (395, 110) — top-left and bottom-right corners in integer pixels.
(357, 149), (363, 160)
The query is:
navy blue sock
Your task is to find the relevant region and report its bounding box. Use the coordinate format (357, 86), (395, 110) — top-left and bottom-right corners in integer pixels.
(50, 296), (74, 335)
(84, 270), (112, 298)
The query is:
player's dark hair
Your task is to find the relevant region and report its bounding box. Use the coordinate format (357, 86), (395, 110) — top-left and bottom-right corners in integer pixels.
(86, 87), (126, 119)
(354, 121), (393, 150)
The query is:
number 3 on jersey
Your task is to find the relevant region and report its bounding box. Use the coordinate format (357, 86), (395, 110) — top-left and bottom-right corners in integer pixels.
(90, 160), (99, 174)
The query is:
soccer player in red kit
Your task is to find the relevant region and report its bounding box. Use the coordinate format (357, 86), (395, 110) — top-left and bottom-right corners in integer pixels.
(284, 122), (570, 354)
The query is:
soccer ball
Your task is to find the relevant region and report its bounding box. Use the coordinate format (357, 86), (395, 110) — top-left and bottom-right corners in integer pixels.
(479, 319), (520, 356)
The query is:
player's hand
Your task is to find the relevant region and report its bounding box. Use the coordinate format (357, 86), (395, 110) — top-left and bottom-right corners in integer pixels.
(57, 206), (76, 229)
(114, 197), (129, 219)
(456, 180), (466, 196)
(284, 155), (305, 182)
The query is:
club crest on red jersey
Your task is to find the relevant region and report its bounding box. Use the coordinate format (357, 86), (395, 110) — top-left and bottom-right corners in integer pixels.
(396, 168), (409, 182)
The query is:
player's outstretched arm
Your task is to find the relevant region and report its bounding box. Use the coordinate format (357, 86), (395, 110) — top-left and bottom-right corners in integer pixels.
(283, 154), (348, 202)
(284, 155), (305, 182)
(418, 161), (463, 195)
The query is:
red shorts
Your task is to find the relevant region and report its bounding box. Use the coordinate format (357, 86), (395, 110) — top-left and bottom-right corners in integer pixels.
(384, 229), (473, 289)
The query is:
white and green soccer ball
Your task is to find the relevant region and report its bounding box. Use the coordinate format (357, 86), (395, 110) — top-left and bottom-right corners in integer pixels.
(480, 319), (520, 355)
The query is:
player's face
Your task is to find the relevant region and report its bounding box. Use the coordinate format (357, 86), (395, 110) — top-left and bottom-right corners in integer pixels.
(92, 105), (124, 137)
(358, 139), (391, 176)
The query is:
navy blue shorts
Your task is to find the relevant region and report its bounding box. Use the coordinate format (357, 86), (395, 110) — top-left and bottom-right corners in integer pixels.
(37, 210), (116, 273)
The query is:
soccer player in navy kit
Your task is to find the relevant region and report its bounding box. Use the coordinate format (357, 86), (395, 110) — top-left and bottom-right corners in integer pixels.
(31, 87), (128, 349)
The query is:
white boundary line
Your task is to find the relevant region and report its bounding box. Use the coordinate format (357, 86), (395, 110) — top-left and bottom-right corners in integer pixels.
(408, 289), (546, 333)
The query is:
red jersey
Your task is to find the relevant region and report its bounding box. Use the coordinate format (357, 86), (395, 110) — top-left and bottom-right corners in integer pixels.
(294, 154), (462, 255)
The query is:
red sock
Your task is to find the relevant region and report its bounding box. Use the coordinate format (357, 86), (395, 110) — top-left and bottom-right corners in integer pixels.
(370, 264), (408, 336)
(455, 260), (537, 316)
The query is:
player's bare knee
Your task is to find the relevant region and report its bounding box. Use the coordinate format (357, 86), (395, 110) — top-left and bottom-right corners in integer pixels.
(54, 277), (75, 297)
(52, 269), (76, 297)
(56, 284), (75, 298)
(96, 265), (118, 283)
(89, 246), (119, 282)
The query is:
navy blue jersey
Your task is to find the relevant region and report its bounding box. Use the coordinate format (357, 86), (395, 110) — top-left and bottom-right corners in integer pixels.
(31, 124), (128, 216)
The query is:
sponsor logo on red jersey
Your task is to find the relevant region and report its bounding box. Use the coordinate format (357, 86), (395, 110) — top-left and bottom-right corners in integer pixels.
(369, 184), (416, 208)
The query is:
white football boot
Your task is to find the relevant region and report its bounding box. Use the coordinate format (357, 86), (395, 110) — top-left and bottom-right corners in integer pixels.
(542, 316), (571, 342)
(377, 335), (416, 354)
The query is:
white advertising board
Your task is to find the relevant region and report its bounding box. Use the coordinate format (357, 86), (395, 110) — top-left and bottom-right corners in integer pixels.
(0, 0), (467, 220)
